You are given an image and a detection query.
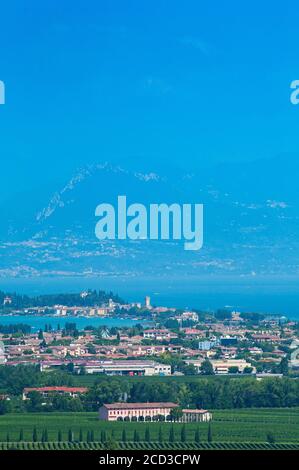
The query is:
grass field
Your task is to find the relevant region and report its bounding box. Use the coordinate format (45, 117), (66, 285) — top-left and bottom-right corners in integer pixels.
(0, 408), (298, 444)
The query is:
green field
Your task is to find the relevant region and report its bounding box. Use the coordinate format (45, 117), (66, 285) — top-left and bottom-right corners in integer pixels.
(0, 442), (298, 451)
(0, 408), (298, 444)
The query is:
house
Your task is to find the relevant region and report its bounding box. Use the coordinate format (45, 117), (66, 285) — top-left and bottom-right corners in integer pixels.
(22, 386), (88, 400)
(143, 329), (171, 340)
(99, 402), (178, 421)
(180, 311), (199, 322)
(187, 358), (255, 374)
(99, 402), (212, 423)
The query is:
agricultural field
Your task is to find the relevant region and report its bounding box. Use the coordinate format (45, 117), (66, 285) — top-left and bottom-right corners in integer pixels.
(0, 408), (298, 444)
(0, 442), (298, 451)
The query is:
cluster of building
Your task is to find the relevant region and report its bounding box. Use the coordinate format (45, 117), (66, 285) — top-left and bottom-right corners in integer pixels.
(21, 386), (212, 423)
(0, 295), (298, 378)
(1, 295), (298, 428)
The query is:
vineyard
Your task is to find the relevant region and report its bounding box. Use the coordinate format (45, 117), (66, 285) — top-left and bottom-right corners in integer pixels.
(0, 441), (298, 451)
(0, 408), (298, 445)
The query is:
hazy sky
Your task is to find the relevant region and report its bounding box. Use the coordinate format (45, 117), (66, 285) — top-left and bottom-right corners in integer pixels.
(1, 0), (299, 201)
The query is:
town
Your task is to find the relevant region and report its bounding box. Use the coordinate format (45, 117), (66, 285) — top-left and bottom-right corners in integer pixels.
(0, 288), (299, 449)
(1, 290), (298, 379)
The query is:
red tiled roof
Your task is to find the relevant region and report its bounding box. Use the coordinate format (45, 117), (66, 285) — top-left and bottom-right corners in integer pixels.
(103, 402), (178, 410)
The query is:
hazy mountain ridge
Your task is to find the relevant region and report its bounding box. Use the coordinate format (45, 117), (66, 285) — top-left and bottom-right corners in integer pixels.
(1, 157), (299, 279)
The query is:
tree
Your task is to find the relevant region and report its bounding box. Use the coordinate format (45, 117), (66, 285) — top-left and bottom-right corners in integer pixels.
(279, 357), (289, 376)
(0, 400), (10, 415)
(158, 427), (163, 443)
(169, 426), (175, 443)
(182, 364), (197, 376)
(195, 428), (200, 443)
(19, 429), (24, 442)
(200, 360), (214, 375)
(68, 429), (73, 442)
(267, 432), (276, 444)
(207, 423), (212, 443)
(42, 429), (48, 442)
(170, 407), (183, 422)
(87, 344), (97, 355)
(180, 425), (186, 442)
(87, 379), (127, 409)
(215, 309), (232, 320)
(66, 362), (75, 374)
(121, 429), (127, 442)
(133, 430), (140, 442)
(145, 427), (150, 442)
(103, 437), (118, 450)
(79, 428), (83, 441)
(58, 430), (62, 442)
(26, 391), (43, 412)
(38, 329), (44, 340)
(33, 427), (38, 442)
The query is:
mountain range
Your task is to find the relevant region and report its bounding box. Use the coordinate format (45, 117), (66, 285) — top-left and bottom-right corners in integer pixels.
(1, 156), (298, 281)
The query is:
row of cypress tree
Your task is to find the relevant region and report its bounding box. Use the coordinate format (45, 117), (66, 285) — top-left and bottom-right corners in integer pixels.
(5, 424), (213, 443)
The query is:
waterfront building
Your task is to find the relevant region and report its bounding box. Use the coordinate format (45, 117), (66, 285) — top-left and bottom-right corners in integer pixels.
(3, 296), (12, 306)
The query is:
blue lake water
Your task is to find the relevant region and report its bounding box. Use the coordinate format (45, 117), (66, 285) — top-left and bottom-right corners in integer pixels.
(0, 315), (139, 330)
(1, 276), (299, 320)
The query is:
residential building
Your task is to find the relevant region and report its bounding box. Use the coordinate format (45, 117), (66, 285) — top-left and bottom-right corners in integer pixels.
(23, 386), (88, 400)
(187, 358), (255, 374)
(99, 402), (178, 421)
(99, 402), (212, 422)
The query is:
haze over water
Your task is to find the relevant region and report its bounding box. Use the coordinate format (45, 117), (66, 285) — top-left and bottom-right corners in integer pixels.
(1, 276), (299, 320)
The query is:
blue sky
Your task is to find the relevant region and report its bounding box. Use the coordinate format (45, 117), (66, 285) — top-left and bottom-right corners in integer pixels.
(0, 0), (299, 202)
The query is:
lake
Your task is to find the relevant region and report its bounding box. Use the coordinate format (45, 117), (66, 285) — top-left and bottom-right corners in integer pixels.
(1, 275), (299, 320)
(0, 315), (140, 330)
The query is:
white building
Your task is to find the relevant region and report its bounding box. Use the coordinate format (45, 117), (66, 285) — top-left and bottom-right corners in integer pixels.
(0, 341), (6, 364)
(74, 360), (171, 376)
(187, 358), (255, 374)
